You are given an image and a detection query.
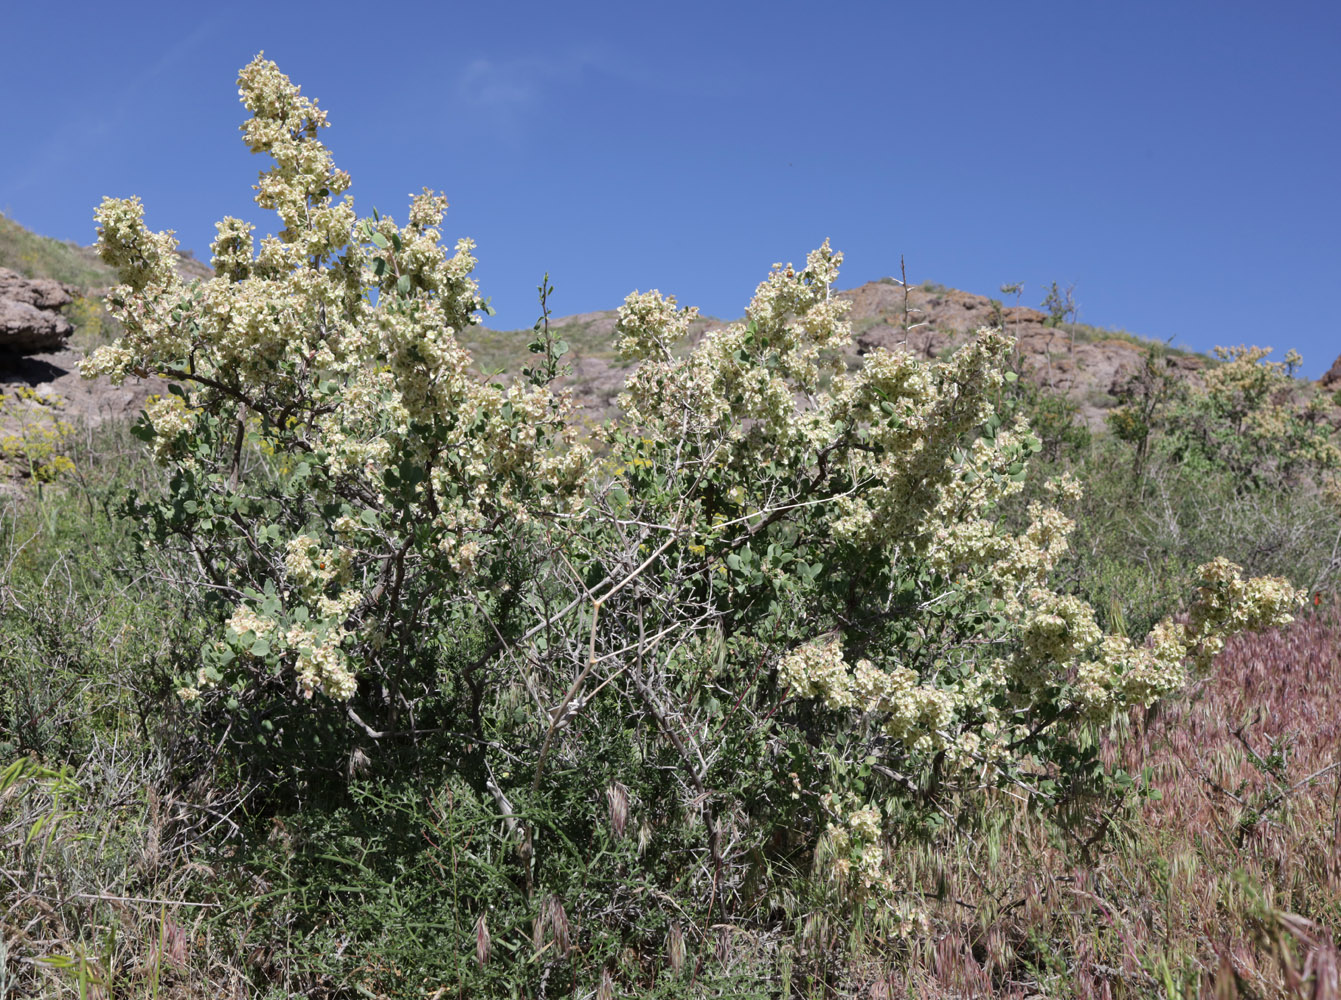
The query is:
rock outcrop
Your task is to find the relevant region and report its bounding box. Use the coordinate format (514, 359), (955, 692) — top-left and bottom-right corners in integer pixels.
(0, 268), (75, 355)
(1323, 354), (1341, 389)
(843, 280), (1207, 426)
(507, 280), (1214, 428)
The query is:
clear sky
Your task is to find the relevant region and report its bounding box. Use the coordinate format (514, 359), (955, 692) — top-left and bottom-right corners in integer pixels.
(3, 1), (1338, 375)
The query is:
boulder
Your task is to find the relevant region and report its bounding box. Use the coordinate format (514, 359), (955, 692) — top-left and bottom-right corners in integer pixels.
(0, 268), (74, 355)
(1322, 354), (1341, 389)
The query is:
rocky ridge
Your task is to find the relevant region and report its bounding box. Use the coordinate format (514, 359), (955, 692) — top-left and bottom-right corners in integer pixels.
(840, 281), (1211, 427)
(1323, 355), (1341, 389)
(487, 280), (1222, 428)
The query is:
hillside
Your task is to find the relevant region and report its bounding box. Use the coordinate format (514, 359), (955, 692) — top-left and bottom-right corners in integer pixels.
(0, 211), (211, 290)
(0, 212), (117, 289)
(469, 280), (1225, 427)
(0, 217), (214, 480)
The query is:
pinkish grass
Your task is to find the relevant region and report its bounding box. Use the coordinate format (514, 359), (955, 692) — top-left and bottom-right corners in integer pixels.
(853, 603), (1341, 1000)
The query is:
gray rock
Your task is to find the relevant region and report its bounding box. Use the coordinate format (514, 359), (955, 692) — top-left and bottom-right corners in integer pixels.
(0, 268), (75, 355)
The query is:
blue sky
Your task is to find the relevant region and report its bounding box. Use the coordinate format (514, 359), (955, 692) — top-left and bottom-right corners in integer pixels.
(3, 1), (1338, 375)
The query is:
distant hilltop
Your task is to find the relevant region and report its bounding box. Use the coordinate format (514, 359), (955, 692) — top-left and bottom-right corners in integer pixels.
(468, 280), (1232, 428)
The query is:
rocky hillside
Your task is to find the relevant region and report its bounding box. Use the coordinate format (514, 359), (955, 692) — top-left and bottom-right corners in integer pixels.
(841, 280), (1211, 427)
(469, 279), (1221, 427)
(0, 212), (117, 290)
(0, 218), (210, 480)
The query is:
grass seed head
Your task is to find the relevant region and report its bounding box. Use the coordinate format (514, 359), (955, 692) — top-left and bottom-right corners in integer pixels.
(475, 913), (490, 968)
(667, 922), (686, 976)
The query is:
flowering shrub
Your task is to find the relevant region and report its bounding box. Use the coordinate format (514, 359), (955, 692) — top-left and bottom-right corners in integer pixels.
(0, 387), (74, 481)
(1087, 339), (1341, 639)
(1110, 343), (1341, 486)
(84, 56), (1305, 974)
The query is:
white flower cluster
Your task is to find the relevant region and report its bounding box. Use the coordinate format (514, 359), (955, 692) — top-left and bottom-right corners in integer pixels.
(780, 642), (959, 751)
(818, 794), (895, 897)
(614, 290), (699, 361)
(83, 56), (595, 703)
(615, 241), (851, 444)
(284, 619), (358, 701)
(226, 606), (275, 639)
(222, 586), (361, 700)
(143, 394), (194, 461)
(827, 333), (1012, 548)
(1184, 557), (1302, 670)
(283, 535), (350, 596)
(777, 639), (855, 707)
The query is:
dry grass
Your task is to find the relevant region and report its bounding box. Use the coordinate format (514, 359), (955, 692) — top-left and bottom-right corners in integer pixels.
(4, 611), (1337, 998)
(838, 603), (1341, 1000)
(1118, 598), (1341, 997)
(0, 746), (251, 998)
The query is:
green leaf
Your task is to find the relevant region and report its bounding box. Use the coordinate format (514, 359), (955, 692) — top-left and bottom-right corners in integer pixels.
(397, 274), (412, 295)
(371, 232), (389, 249)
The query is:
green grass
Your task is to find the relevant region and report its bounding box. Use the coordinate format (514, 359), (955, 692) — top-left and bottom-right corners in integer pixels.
(1055, 318), (1204, 359)
(464, 314), (627, 375)
(0, 213), (115, 290)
